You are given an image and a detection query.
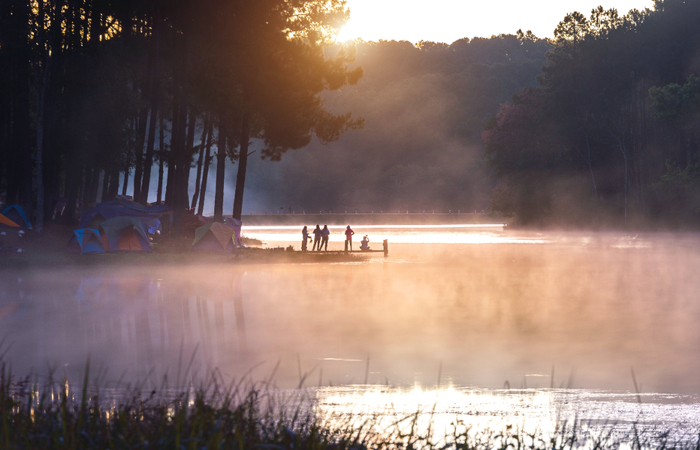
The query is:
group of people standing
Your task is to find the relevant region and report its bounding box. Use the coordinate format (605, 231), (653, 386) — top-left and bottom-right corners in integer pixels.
(301, 225), (361, 251)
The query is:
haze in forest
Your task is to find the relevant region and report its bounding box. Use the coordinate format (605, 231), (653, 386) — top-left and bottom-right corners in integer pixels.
(2, 0), (700, 229)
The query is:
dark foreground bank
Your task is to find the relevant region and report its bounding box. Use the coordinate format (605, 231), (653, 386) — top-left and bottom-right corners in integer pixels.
(1, 363), (698, 450)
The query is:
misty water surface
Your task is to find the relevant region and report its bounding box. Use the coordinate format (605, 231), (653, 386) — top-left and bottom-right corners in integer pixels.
(2, 226), (700, 432)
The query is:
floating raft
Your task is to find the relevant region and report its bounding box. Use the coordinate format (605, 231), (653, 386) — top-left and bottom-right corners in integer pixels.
(303, 239), (388, 256)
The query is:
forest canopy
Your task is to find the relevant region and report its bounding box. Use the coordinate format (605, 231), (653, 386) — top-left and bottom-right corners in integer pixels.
(0, 0), (362, 231)
(2, 0), (700, 230)
(483, 0), (700, 227)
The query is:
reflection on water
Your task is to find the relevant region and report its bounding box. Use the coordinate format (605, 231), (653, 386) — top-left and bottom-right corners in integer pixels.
(2, 227), (700, 429)
(313, 386), (700, 443)
(315, 386), (556, 440)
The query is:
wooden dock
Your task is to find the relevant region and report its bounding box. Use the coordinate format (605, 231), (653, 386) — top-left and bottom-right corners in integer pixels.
(302, 239), (389, 256)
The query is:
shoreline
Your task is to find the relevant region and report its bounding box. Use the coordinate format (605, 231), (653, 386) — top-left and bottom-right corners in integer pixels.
(0, 215), (504, 269)
(0, 222), (367, 270)
(239, 212), (505, 226)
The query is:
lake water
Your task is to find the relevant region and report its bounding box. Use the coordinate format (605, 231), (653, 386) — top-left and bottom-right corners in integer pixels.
(2, 224), (700, 440)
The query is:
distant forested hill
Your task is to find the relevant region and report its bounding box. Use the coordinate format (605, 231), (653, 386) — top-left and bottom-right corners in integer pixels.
(244, 35), (550, 213)
(483, 0), (700, 228)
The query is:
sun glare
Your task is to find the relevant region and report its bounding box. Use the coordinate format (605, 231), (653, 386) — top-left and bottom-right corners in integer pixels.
(337, 0), (654, 44)
(315, 386), (556, 440)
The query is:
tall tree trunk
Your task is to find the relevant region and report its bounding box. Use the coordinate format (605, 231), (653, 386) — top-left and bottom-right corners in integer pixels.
(43, 84), (55, 223)
(182, 111), (197, 210)
(33, 56), (51, 232)
(81, 167), (91, 210)
(88, 166), (100, 207)
(169, 74), (188, 232)
(133, 106), (148, 199)
(7, 0), (32, 208)
(122, 169), (129, 196)
(157, 112), (165, 204)
(100, 170), (109, 202)
(191, 115), (210, 210)
(165, 90), (182, 208)
(122, 116), (131, 197)
(133, 23), (156, 202)
(63, 167), (81, 224)
(139, 15), (161, 204)
(232, 113), (251, 221)
(164, 146), (175, 206)
(140, 105), (159, 204)
(197, 120), (214, 216)
(213, 118), (227, 222)
(108, 164), (119, 199)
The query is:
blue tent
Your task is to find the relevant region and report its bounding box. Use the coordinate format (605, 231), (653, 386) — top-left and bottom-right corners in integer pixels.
(1, 205), (31, 229)
(67, 228), (106, 254)
(79, 202), (163, 231)
(115, 199), (171, 214)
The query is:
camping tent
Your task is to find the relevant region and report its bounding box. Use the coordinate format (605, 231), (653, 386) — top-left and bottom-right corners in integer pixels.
(0, 213), (19, 228)
(192, 222), (234, 252)
(1, 205), (31, 229)
(224, 217), (243, 247)
(99, 216), (152, 252)
(79, 202), (163, 231)
(67, 228), (106, 254)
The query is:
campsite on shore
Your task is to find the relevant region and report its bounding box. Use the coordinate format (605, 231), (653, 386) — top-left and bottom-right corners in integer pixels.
(0, 200), (372, 268)
(0, 198), (505, 268)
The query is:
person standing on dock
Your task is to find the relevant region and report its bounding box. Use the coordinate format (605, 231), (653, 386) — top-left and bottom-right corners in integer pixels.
(321, 225), (330, 251)
(312, 225), (322, 251)
(301, 226), (312, 251)
(345, 225), (355, 250)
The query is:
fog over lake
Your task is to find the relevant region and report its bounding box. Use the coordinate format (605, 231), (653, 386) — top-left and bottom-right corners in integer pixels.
(2, 225), (700, 435)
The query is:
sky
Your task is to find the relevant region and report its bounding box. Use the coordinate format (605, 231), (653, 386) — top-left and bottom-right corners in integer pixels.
(336, 0), (655, 43)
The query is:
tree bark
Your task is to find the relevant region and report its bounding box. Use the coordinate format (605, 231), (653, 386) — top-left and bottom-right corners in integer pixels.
(107, 165), (120, 200)
(33, 56), (51, 231)
(182, 111), (197, 210)
(197, 119), (214, 216)
(139, 16), (161, 204)
(140, 105), (159, 203)
(165, 98), (181, 208)
(213, 117), (226, 222)
(63, 167), (81, 224)
(232, 113), (251, 221)
(100, 170), (109, 202)
(122, 169), (129, 196)
(191, 115), (210, 210)
(6, 0), (32, 209)
(157, 111), (165, 204)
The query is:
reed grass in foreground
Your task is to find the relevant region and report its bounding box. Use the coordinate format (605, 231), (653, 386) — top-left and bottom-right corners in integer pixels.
(1, 363), (698, 450)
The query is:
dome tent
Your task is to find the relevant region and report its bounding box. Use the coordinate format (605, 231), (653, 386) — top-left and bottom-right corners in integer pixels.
(1, 205), (30, 229)
(192, 222), (235, 252)
(0, 213), (19, 228)
(99, 216), (152, 252)
(67, 228), (106, 254)
(79, 201), (163, 232)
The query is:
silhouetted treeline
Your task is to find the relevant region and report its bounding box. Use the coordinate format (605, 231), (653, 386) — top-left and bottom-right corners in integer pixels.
(0, 0), (361, 231)
(241, 34), (550, 213)
(483, 0), (700, 228)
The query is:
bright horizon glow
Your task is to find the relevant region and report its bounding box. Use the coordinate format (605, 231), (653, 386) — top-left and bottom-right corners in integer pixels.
(241, 225), (553, 245)
(336, 0), (655, 44)
(242, 224), (505, 230)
